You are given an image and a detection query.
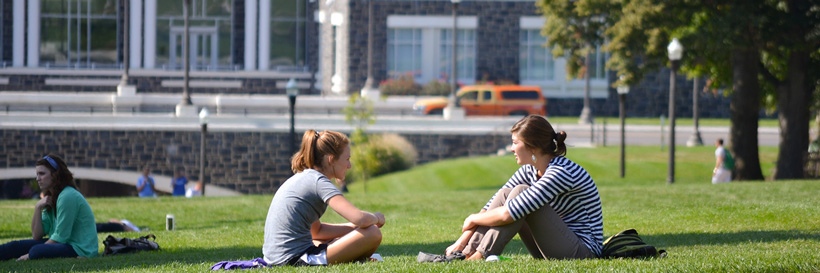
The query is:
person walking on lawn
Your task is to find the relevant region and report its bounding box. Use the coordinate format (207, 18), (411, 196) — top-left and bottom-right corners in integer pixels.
(445, 115), (603, 261)
(263, 130), (385, 266)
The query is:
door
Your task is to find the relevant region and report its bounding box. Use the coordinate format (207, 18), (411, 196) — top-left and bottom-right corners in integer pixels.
(169, 26), (219, 70)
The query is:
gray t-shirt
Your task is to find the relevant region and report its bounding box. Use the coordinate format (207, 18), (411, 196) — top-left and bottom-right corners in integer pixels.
(263, 169), (342, 265)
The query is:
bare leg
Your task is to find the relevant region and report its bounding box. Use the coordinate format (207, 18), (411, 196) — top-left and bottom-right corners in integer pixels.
(325, 225), (382, 265)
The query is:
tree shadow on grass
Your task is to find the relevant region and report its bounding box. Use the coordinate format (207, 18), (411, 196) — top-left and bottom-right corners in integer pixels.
(641, 229), (820, 248)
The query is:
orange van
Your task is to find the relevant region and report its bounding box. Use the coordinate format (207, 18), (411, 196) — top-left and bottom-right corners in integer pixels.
(413, 85), (546, 116)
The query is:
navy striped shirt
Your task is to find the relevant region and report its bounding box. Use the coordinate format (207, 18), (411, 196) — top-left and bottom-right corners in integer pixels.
(483, 156), (603, 256)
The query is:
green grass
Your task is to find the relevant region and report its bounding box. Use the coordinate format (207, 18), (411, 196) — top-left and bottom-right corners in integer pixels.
(2, 146), (818, 272)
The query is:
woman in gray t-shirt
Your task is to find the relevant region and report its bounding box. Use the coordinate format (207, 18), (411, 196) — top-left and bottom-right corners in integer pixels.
(263, 130), (385, 266)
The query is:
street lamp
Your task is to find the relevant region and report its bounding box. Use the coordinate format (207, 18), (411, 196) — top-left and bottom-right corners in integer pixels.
(181, 0), (192, 105)
(198, 107), (209, 196)
(286, 78), (299, 156)
(687, 77), (704, 146)
(360, 0), (380, 99)
(667, 38), (683, 184)
(443, 0), (465, 120)
(617, 77), (630, 178)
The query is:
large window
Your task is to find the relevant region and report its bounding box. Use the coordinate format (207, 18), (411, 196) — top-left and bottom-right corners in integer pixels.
(155, 0), (232, 70)
(386, 15), (476, 84)
(519, 29), (554, 81)
(40, 0), (119, 68)
(268, 0), (307, 70)
(588, 43), (606, 80)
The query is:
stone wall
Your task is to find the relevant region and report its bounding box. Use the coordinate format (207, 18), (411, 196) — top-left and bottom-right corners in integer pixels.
(0, 129), (509, 194)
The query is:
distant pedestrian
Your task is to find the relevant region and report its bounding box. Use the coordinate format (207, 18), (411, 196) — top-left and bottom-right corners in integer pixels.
(712, 139), (732, 184)
(186, 181), (203, 198)
(171, 168), (188, 196)
(0, 154), (98, 261)
(136, 167), (157, 197)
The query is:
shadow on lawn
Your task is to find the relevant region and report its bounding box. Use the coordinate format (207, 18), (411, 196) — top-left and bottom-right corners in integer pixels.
(0, 246), (260, 272)
(643, 230), (820, 248)
(378, 240), (529, 257)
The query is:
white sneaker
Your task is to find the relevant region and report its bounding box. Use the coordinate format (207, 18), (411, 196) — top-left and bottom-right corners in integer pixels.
(120, 219), (140, 232)
(370, 253), (384, 262)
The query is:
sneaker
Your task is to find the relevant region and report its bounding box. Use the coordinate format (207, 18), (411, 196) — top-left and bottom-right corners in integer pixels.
(369, 253), (384, 262)
(120, 219), (140, 232)
(417, 251), (466, 263)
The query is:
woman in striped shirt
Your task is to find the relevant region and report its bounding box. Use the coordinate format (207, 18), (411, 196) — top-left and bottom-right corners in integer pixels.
(446, 115), (603, 260)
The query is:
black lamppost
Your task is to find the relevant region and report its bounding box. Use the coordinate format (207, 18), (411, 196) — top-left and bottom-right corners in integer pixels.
(120, 0), (129, 85)
(360, 0), (379, 98)
(181, 0), (193, 105)
(198, 107), (209, 196)
(617, 77), (630, 178)
(449, 0), (460, 108)
(687, 77), (704, 146)
(287, 78), (299, 156)
(667, 38), (683, 184)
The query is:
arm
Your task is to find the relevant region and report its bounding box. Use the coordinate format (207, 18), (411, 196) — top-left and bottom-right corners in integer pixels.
(326, 195), (384, 228)
(714, 151), (724, 173)
(31, 197), (48, 240)
(462, 206), (513, 232)
(310, 220), (359, 241)
(136, 177), (146, 192)
(445, 209), (487, 255)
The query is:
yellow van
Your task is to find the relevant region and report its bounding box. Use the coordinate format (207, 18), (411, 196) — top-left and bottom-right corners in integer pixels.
(413, 85), (546, 116)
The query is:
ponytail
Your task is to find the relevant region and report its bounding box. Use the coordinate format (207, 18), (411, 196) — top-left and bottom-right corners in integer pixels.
(291, 130), (349, 173)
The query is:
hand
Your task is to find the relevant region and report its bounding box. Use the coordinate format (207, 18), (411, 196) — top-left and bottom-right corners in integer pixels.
(446, 242), (466, 256)
(373, 212), (386, 228)
(35, 196), (49, 210)
(17, 254), (29, 261)
(462, 214), (478, 232)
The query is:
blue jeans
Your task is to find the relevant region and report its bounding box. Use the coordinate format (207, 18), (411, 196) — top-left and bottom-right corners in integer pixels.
(0, 239), (78, 260)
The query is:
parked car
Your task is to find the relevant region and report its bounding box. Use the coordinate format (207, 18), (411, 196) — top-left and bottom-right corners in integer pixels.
(413, 85), (546, 116)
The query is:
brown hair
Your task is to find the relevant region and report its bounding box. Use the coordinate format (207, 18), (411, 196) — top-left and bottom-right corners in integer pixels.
(291, 130), (350, 173)
(510, 115), (567, 157)
(36, 154), (78, 212)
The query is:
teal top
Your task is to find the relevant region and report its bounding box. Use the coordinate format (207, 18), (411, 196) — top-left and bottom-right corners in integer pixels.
(41, 186), (99, 258)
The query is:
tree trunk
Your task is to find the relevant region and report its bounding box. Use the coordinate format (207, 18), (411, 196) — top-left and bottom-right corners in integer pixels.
(774, 49), (811, 179)
(730, 48), (765, 180)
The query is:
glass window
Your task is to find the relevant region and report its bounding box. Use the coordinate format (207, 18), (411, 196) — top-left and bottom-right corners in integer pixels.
(519, 29), (553, 81)
(501, 90), (540, 100)
(482, 90), (492, 100)
(40, 0), (119, 68)
(155, 0), (233, 70)
(440, 29), (476, 82)
(587, 44), (606, 80)
(269, 0), (307, 69)
(387, 28), (422, 79)
(459, 90), (478, 100)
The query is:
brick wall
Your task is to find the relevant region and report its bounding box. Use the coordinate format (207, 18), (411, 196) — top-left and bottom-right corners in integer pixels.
(1, 129), (509, 194)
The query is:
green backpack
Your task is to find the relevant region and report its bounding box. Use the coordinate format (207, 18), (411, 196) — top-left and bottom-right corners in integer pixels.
(723, 149), (735, 170)
(601, 229), (667, 258)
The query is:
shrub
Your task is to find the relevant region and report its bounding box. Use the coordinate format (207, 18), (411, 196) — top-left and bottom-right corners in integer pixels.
(346, 133), (417, 184)
(421, 80), (452, 96)
(379, 74), (422, 96)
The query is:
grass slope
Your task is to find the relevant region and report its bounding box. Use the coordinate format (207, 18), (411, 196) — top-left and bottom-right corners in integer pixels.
(2, 145), (818, 272)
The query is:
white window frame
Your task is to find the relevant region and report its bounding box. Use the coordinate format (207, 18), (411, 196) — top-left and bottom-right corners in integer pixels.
(387, 15), (477, 85)
(520, 17), (609, 99)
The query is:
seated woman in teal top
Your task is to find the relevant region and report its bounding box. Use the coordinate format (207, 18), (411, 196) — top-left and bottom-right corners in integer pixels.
(0, 154), (99, 261)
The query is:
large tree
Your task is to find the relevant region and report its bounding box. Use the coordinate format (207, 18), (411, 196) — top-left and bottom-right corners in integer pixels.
(544, 0), (819, 180)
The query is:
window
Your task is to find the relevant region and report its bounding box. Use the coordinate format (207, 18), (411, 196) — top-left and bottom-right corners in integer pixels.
(40, 0), (119, 68)
(386, 28), (422, 79)
(588, 44), (606, 80)
(269, 0), (307, 69)
(155, 0), (232, 70)
(459, 90), (478, 101)
(501, 90), (540, 100)
(519, 29), (554, 81)
(387, 15), (477, 84)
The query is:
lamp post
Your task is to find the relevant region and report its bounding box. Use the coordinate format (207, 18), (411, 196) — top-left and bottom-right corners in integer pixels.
(617, 78), (629, 178)
(286, 78), (299, 156)
(443, 0), (465, 120)
(120, 0), (129, 86)
(198, 107), (209, 196)
(686, 77), (703, 146)
(181, 0), (192, 105)
(360, 0), (379, 99)
(667, 38), (683, 184)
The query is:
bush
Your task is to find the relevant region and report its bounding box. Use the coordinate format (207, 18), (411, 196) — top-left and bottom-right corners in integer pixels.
(421, 80), (452, 96)
(379, 74), (422, 96)
(346, 133), (417, 184)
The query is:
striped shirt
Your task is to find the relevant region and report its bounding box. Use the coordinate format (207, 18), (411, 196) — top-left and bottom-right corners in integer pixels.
(483, 156), (603, 256)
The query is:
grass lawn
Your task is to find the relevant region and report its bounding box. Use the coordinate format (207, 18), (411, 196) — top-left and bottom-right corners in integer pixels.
(2, 145), (819, 272)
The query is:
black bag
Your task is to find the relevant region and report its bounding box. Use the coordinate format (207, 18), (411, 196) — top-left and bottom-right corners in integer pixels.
(103, 234), (161, 255)
(601, 229), (666, 258)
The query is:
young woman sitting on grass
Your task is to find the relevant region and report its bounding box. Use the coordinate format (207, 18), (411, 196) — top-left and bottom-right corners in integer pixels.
(263, 130), (385, 266)
(0, 154), (98, 261)
(445, 115), (603, 260)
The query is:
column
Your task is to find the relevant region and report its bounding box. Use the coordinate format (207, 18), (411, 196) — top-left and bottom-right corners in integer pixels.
(26, 0), (40, 67)
(257, 0), (270, 71)
(244, 0), (257, 70)
(12, 0), (24, 67)
(143, 0), (156, 69)
(130, 0), (142, 68)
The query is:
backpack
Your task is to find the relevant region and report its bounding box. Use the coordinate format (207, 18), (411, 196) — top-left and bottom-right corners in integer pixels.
(601, 229), (666, 258)
(103, 234), (161, 255)
(723, 148), (735, 171)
